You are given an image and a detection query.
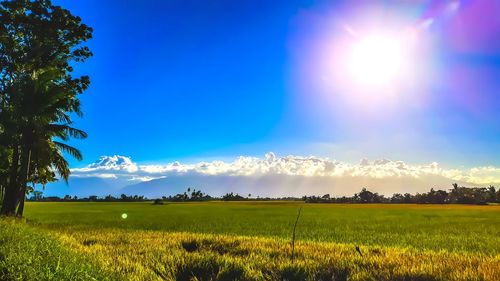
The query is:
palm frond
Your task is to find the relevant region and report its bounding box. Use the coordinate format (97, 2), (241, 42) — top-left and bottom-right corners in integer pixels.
(47, 124), (87, 139)
(53, 141), (83, 161)
(51, 150), (70, 183)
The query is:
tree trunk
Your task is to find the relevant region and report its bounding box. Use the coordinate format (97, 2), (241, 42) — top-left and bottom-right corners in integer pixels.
(1, 145), (20, 216)
(1, 186), (18, 216)
(16, 188), (26, 217)
(16, 149), (31, 217)
(0, 184), (4, 203)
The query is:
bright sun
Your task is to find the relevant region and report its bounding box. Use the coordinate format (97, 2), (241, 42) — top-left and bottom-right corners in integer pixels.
(347, 34), (405, 87)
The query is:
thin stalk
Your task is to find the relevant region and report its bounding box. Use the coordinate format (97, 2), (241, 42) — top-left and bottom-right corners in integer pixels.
(291, 206), (302, 263)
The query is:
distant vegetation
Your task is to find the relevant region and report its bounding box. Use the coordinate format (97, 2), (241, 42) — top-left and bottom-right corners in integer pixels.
(27, 184), (500, 205)
(28, 194), (148, 203)
(304, 183), (500, 205)
(165, 188), (213, 202)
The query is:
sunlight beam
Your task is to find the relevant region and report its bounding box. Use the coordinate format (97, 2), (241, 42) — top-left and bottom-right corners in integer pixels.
(347, 34), (405, 87)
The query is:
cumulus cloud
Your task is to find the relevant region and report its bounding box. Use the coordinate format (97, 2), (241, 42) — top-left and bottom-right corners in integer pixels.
(82, 155), (139, 173)
(70, 153), (500, 185)
(51, 153), (500, 197)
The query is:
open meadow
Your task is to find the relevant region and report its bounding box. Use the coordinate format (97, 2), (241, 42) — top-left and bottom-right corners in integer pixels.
(24, 202), (500, 254)
(2, 0), (500, 280)
(1, 202), (498, 280)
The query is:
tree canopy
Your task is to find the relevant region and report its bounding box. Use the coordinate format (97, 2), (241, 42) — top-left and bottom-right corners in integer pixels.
(0, 0), (92, 216)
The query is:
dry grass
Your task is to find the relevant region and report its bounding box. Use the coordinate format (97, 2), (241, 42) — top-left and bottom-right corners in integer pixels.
(55, 228), (500, 281)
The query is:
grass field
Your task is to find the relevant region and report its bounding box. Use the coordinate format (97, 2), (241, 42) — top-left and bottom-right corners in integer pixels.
(1, 202), (499, 280)
(25, 202), (500, 254)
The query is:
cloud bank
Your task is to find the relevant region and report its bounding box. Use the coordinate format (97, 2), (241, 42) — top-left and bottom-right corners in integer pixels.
(71, 153), (500, 184)
(56, 153), (500, 198)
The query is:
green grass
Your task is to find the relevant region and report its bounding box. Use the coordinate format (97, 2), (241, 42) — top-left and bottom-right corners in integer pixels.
(0, 219), (118, 281)
(25, 201), (500, 255)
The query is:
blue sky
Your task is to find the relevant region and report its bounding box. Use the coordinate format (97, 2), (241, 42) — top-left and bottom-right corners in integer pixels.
(56, 0), (500, 169)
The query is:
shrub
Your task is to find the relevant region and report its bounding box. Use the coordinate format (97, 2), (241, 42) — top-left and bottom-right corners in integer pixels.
(152, 199), (164, 205)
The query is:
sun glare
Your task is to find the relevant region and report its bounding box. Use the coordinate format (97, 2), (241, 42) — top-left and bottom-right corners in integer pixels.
(347, 34), (405, 87)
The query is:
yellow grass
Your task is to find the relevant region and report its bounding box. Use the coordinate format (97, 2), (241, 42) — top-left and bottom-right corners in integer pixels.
(55, 228), (500, 281)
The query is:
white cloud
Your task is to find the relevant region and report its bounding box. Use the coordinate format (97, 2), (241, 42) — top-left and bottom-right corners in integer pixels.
(69, 153), (500, 186)
(71, 173), (118, 179)
(75, 155), (139, 173)
(442, 166), (500, 185)
(128, 175), (166, 182)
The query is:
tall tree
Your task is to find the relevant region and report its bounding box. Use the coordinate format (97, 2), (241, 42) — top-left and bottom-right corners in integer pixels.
(14, 69), (87, 216)
(0, 0), (92, 216)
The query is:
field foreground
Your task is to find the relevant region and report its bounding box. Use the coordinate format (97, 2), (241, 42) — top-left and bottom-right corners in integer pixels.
(58, 227), (499, 280)
(1, 202), (499, 280)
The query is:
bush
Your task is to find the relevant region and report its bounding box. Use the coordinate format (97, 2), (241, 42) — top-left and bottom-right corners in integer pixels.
(152, 199), (164, 205)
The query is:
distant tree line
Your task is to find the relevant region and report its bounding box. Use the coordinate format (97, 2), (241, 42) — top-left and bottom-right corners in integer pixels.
(162, 188), (213, 202)
(220, 192), (301, 202)
(27, 188), (213, 202)
(27, 188), (302, 203)
(25, 184), (500, 205)
(303, 184), (500, 205)
(27, 193), (147, 202)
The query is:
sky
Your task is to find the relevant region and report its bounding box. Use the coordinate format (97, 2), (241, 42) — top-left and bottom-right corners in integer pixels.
(47, 0), (500, 196)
